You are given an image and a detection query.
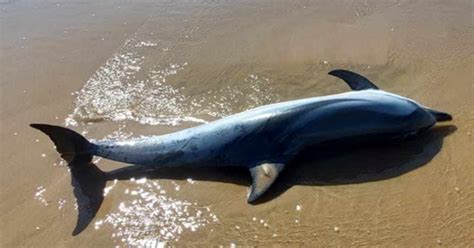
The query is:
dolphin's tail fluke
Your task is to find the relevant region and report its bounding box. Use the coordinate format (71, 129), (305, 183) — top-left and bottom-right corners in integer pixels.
(30, 124), (96, 164)
(30, 124), (106, 235)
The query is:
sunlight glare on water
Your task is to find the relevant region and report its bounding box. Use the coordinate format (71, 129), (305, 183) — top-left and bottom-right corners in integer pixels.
(66, 37), (280, 127)
(94, 179), (219, 246)
(33, 186), (49, 206)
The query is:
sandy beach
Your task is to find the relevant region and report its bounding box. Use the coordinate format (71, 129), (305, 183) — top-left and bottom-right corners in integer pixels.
(1, 0), (472, 247)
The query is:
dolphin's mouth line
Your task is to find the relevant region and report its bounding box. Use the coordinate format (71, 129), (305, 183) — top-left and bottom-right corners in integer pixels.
(394, 125), (434, 141)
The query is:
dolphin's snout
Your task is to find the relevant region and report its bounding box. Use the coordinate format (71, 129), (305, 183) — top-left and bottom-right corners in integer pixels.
(423, 107), (453, 122)
(434, 112), (452, 122)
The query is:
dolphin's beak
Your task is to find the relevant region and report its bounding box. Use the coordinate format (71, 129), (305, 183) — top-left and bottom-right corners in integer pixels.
(424, 107), (453, 122)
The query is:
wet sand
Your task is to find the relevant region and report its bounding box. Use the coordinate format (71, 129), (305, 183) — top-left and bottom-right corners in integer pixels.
(1, 0), (473, 247)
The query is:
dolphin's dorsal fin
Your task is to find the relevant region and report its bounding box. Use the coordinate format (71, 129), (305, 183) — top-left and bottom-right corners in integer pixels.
(247, 163), (285, 203)
(328, 69), (379, 90)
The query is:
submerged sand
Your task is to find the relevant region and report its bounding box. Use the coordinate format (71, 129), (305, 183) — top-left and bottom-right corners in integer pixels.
(1, 0), (473, 247)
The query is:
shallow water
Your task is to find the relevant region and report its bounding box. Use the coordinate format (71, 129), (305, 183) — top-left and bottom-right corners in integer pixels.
(1, 0), (473, 247)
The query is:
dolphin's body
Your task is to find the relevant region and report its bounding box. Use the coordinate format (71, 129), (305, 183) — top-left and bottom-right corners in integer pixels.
(94, 89), (434, 171)
(32, 70), (452, 204)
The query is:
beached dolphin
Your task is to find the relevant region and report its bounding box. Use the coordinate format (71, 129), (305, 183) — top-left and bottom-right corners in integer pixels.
(31, 69), (452, 205)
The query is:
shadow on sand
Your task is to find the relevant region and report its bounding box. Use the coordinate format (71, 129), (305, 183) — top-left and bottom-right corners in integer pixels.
(69, 125), (456, 235)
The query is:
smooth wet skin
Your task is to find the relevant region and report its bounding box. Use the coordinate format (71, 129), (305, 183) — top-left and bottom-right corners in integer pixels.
(94, 90), (436, 168)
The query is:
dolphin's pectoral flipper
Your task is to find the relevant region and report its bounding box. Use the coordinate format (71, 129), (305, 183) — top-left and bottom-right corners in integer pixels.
(247, 163), (285, 203)
(328, 69), (379, 90)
